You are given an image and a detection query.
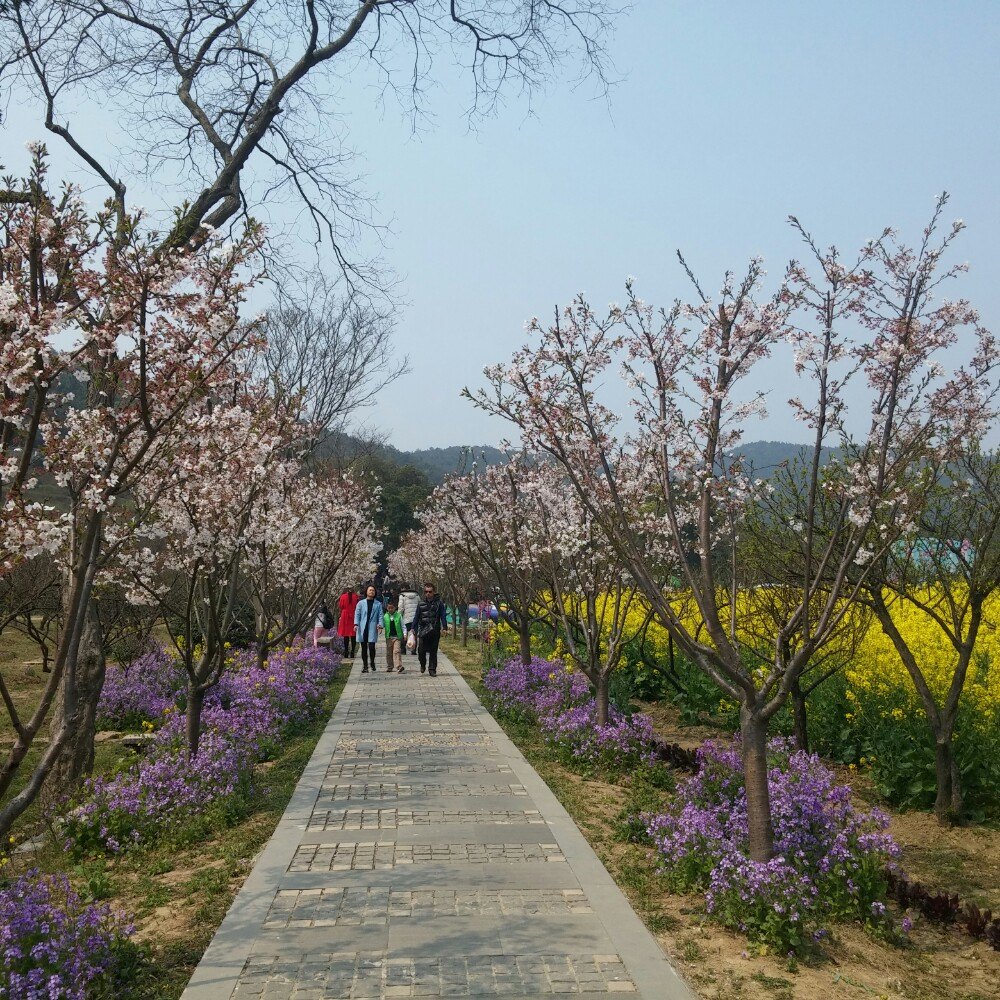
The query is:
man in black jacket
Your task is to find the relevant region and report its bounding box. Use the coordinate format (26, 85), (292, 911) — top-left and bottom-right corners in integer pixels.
(409, 582), (448, 676)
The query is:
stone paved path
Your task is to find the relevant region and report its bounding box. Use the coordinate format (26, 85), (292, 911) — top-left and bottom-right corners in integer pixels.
(182, 648), (693, 999)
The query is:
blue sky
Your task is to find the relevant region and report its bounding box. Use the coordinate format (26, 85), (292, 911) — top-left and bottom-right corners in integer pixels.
(3, 1), (998, 450)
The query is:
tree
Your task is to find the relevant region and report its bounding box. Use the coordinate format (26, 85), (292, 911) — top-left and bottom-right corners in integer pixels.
(245, 468), (378, 670)
(128, 397), (292, 754)
(254, 273), (407, 455)
(1, 1), (621, 263)
(468, 202), (996, 860)
(0, 150), (261, 834)
(353, 454), (433, 559)
(527, 463), (648, 725)
(420, 458), (546, 665)
(856, 449), (1000, 821)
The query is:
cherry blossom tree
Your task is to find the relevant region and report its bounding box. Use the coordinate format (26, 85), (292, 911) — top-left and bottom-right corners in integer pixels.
(524, 463), (648, 725)
(126, 394), (296, 754)
(245, 469), (379, 670)
(0, 149), (262, 835)
(419, 458), (546, 665)
(854, 448), (1000, 821)
(391, 519), (478, 644)
(468, 201), (997, 860)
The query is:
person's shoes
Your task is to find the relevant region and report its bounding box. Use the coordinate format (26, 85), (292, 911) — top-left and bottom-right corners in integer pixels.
(362, 668), (368, 673)
(429, 671), (437, 677)
(397, 666), (404, 673)
(420, 666), (426, 674)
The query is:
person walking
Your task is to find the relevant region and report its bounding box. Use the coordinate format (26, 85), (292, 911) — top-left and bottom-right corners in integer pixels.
(354, 584), (383, 674)
(313, 599), (334, 648)
(410, 581), (448, 677)
(383, 598), (405, 673)
(397, 586), (419, 656)
(337, 586), (359, 659)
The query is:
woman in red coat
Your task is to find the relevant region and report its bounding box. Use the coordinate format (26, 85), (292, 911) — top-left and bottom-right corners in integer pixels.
(337, 587), (361, 659)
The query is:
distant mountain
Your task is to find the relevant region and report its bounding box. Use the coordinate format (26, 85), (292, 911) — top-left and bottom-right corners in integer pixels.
(729, 440), (835, 476)
(391, 440), (828, 484)
(390, 445), (507, 485)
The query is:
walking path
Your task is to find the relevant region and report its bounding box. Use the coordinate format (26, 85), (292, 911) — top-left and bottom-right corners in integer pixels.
(182, 647), (693, 999)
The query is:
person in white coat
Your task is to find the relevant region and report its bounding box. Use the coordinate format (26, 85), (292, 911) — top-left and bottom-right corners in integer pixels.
(397, 588), (419, 655)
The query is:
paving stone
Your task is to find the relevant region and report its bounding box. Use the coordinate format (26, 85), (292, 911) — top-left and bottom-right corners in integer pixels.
(318, 784), (527, 801)
(232, 954), (641, 997)
(264, 888), (592, 927)
(288, 841), (567, 872)
(182, 650), (692, 1000)
(305, 808), (545, 831)
(324, 762), (515, 779)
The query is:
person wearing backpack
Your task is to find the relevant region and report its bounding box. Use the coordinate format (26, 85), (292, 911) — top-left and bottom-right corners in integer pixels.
(410, 581), (448, 677)
(313, 599), (334, 647)
(383, 599), (405, 673)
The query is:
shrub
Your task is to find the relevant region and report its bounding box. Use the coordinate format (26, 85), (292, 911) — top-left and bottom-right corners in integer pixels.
(645, 737), (900, 954)
(0, 870), (135, 1000)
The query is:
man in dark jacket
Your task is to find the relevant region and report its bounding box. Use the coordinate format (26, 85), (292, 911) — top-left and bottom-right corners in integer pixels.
(409, 581), (448, 676)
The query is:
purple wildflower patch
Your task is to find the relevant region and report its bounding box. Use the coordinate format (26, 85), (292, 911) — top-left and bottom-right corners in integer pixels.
(67, 641), (342, 856)
(541, 699), (658, 771)
(483, 657), (656, 773)
(645, 737), (900, 953)
(0, 870), (134, 1000)
(97, 646), (183, 731)
(483, 655), (590, 721)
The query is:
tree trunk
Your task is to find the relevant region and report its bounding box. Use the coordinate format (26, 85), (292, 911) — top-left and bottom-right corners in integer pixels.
(518, 621), (532, 665)
(48, 600), (105, 793)
(740, 711), (775, 862)
(461, 613), (468, 648)
(186, 683), (206, 757)
(933, 734), (963, 824)
(790, 678), (809, 753)
(595, 673), (610, 727)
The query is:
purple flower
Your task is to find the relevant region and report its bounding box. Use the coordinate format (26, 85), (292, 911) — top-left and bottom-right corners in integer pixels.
(483, 657), (655, 773)
(644, 736), (900, 953)
(66, 639), (342, 856)
(0, 870), (134, 999)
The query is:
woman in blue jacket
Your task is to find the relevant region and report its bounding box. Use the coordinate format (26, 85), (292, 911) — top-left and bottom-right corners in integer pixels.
(354, 584), (384, 674)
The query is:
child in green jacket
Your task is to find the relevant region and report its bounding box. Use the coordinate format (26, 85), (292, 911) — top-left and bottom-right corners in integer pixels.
(383, 601), (405, 672)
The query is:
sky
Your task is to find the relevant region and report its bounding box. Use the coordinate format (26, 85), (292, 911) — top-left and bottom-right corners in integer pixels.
(2, 1), (999, 451)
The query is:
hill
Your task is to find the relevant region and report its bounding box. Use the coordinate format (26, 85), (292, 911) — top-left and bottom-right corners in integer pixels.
(388, 444), (506, 485)
(730, 440), (835, 476)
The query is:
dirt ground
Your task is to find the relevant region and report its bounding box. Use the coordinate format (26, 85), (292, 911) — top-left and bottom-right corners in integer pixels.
(443, 639), (1000, 1000)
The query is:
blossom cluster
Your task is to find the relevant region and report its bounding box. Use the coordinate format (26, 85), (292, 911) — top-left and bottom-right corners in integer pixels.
(70, 642), (341, 854)
(483, 656), (656, 772)
(645, 738), (900, 953)
(0, 870), (134, 1000)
